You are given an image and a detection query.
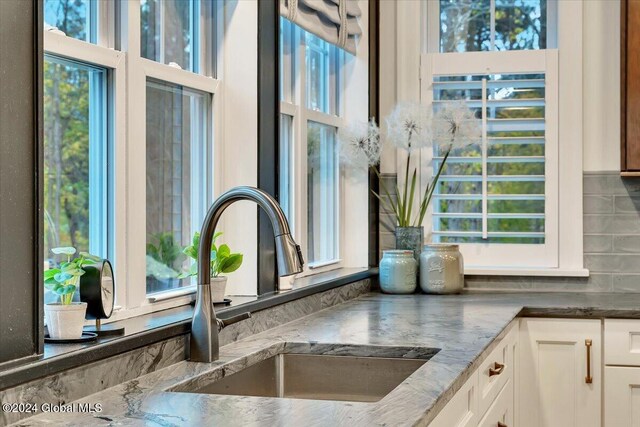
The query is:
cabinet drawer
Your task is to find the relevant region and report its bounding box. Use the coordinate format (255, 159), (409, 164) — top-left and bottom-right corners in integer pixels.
(478, 379), (514, 427)
(605, 319), (640, 366)
(429, 371), (479, 427)
(478, 321), (516, 416)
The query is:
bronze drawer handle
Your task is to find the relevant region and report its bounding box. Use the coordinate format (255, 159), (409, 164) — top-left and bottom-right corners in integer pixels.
(585, 339), (593, 384)
(497, 422), (508, 427)
(489, 362), (505, 377)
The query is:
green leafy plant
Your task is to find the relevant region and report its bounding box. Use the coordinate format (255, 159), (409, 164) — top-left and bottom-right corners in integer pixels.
(146, 232), (184, 272)
(43, 247), (99, 305)
(178, 232), (243, 279)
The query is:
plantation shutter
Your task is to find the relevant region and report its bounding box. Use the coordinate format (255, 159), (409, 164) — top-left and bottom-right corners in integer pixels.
(280, 0), (362, 55)
(421, 50), (559, 268)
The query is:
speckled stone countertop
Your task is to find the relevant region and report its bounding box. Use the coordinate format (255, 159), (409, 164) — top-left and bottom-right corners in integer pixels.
(15, 292), (640, 427)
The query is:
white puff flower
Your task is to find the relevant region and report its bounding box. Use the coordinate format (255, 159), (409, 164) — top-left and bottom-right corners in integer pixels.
(432, 101), (482, 151)
(337, 119), (381, 168)
(385, 102), (433, 152)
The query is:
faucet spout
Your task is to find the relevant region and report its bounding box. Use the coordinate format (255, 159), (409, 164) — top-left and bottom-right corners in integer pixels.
(190, 186), (304, 362)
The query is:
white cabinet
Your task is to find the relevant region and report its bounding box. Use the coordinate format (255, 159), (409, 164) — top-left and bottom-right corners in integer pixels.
(604, 319), (640, 427)
(604, 366), (640, 427)
(429, 371), (480, 427)
(429, 320), (517, 427)
(519, 318), (601, 427)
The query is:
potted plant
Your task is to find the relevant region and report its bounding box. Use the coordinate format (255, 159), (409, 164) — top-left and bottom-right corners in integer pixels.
(43, 247), (98, 339)
(179, 232), (243, 302)
(146, 232), (185, 292)
(338, 101), (481, 259)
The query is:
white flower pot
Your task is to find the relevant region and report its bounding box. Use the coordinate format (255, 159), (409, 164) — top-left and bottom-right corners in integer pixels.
(211, 276), (228, 303)
(45, 302), (87, 339)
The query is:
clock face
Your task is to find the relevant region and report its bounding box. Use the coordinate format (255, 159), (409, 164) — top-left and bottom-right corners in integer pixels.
(101, 261), (115, 317)
(80, 259), (116, 320)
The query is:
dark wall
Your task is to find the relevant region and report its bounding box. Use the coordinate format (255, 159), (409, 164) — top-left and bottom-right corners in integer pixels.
(0, 0), (43, 365)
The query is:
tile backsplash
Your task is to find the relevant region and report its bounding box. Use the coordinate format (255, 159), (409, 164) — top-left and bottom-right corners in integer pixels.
(379, 172), (640, 292)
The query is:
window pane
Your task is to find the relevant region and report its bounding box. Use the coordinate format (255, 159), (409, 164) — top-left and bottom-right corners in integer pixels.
(44, 56), (108, 265)
(440, 0), (491, 53)
(280, 17), (295, 103)
(439, 0), (547, 52)
(146, 80), (211, 294)
(280, 114), (293, 223)
(44, 0), (97, 43)
(307, 122), (338, 264)
(494, 0), (547, 51)
(305, 33), (340, 115)
(141, 0), (198, 72)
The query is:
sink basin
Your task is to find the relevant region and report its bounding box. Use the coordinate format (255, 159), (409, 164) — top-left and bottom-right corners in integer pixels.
(176, 352), (431, 403)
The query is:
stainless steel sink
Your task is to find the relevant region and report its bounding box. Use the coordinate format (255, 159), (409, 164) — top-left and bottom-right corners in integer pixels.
(180, 353), (428, 403)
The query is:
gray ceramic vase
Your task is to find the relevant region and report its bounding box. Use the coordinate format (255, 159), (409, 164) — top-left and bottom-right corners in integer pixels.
(395, 226), (424, 261)
(379, 250), (417, 294)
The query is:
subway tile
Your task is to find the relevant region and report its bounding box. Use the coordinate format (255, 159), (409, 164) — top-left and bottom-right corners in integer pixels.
(380, 232), (396, 251)
(584, 173), (640, 195)
(584, 214), (640, 234)
(614, 195), (640, 213)
(585, 254), (640, 273)
(613, 235), (640, 253)
(583, 195), (613, 214)
(527, 274), (612, 292)
(583, 235), (613, 253)
(380, 213), (396, 233)
(612, 274), (640, 292)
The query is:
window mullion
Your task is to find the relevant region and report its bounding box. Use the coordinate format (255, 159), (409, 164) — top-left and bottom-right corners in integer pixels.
(481, 77), (488, 240)
(490, 0), (496, 50)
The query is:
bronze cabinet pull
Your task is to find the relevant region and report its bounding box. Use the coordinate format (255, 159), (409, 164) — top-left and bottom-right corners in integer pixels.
(585, 339), (593, 384)
(489, 362), (505, 377)
(497, 422), (508, 427)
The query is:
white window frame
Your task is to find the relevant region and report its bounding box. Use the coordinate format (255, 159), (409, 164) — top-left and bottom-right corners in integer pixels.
(421, 49), (559, 269)
(43, 0), (223, 323)
(390, 0), (585, 276)
(280, 23), (347, 278)
(121, 0), (221, 317)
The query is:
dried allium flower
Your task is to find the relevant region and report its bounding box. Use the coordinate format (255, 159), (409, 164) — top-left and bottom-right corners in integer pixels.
(337, 119), (381, 168)
(432, 100), (482, 151)
(385, 102), (433, 152)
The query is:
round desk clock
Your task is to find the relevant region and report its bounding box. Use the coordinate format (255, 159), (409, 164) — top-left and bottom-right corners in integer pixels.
(80, 259), (124, 336)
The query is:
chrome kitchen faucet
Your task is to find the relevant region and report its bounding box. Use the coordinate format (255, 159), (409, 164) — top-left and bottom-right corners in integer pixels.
(190, 186), (304, 362)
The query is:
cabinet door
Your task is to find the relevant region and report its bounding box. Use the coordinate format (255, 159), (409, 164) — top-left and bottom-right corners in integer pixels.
(429, 372), (479, 427)
(519, 318), (602, 427)
(604, 366), (640, 427)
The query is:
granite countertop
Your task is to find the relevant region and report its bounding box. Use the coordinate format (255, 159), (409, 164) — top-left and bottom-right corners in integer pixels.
(16, 291), (640, 427)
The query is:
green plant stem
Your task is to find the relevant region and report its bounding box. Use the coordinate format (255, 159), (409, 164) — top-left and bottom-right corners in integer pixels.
(372, 167), (401, 222)
(400, 151), (412, 227)
(416, 147), (452, 226)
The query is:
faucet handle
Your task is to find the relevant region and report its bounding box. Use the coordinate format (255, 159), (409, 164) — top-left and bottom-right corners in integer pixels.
(295, 244), (305, 268)
(216, 312), (251, 331)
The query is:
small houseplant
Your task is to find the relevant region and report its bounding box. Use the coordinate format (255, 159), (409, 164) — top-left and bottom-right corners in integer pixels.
(179, 232), (243, 302)
(146, 232), (185, 292)
(43, 247), (98, 339)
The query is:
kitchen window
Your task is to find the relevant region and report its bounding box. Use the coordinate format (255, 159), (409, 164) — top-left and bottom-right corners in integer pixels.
(42, 0), (218, 320)
(43, 56), (108, 269)
(419, 0), (584, 274)
(279, 18), (346, 273)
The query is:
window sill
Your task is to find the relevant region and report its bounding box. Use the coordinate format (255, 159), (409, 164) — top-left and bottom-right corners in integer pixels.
(0, 268), (373, 391)
(465, 267), (590, 277)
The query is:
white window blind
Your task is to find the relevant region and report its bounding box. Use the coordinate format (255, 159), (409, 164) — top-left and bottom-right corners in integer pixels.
(421, 50), (559, 269)
(280, 0), (362, 54)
